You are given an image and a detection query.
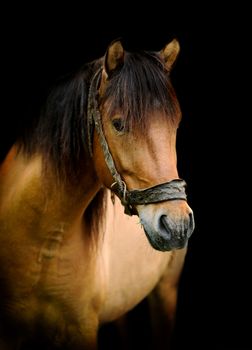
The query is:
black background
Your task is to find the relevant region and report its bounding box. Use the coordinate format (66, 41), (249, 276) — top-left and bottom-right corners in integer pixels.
(1, 3), (250, 349)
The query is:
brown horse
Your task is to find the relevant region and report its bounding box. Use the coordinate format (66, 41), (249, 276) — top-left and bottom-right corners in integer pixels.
(0, 39), (194, 349)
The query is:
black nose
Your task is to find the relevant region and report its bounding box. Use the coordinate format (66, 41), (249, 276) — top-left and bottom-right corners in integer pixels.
(159, 212), (194, 241)
(159, 215), (172, 240)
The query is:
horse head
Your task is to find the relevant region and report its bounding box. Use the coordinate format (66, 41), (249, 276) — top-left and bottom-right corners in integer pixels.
(90, 39), (195, 251)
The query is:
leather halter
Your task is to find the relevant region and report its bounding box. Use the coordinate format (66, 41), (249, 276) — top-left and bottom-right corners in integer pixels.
(87, 67), (187, 216)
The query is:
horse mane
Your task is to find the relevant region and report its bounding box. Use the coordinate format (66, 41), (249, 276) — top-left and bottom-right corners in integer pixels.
(19, 48), (180, 182)
(17, 48), (180, 243)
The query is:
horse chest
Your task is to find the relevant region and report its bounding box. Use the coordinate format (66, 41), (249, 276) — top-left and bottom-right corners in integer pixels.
(97, 197), (172, 323)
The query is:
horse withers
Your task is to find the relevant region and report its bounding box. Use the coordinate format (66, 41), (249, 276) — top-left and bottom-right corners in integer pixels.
(0, 38), (194, 349)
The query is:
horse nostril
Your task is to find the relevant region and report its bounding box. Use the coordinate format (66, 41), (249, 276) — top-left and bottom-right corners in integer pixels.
(159, 215), (172, 240)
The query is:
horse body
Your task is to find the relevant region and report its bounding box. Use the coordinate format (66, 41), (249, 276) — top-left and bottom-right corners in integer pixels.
(0, 39), (194, 349)
(0, 147), (186, 348)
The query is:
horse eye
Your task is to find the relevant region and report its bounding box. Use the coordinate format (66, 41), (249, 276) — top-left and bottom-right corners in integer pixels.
(112, 118), (125, 132)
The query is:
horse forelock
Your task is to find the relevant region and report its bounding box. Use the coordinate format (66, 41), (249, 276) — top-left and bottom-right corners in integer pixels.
(101, 51), (181, 134)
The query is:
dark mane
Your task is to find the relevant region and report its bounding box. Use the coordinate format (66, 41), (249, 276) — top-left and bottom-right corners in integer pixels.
(19, 50), (179, 181)
(19, 59), (101, 181)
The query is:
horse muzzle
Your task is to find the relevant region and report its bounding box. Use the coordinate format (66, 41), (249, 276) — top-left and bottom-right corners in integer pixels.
(137, 202), (195, 252)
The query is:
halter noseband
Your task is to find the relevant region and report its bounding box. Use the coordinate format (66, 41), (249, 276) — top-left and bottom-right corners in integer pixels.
(87, 68), (187, 216)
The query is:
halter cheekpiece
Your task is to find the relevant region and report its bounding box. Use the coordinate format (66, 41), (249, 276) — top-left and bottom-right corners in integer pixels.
(87, 67), (187, 216)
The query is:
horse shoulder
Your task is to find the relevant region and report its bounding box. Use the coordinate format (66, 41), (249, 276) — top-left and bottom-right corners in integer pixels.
(0, 147), (101, 347)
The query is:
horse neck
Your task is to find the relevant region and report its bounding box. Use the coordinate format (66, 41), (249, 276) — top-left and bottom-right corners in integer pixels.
(42, 154), (103, 226)
(0, 145), (103, 237)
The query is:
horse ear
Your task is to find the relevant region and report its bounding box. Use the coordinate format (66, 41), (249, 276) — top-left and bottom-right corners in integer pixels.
(104, 40), (124, 76)
(160, 39), (180, 71)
